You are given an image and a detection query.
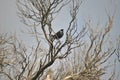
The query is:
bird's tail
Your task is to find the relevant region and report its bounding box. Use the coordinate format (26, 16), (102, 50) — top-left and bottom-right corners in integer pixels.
(49, 34), (55, 42)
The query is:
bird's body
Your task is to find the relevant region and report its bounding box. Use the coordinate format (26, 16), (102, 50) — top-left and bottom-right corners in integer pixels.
(53, 29), (64, 39)
(51, 29), (64, 41)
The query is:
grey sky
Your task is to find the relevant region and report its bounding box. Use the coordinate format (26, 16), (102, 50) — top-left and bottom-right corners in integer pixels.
(0, 0), (120, 39)
(0, 0), (120, 79)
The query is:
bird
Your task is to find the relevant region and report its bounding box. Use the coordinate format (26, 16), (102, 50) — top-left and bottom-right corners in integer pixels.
(51, 29), (64, 41)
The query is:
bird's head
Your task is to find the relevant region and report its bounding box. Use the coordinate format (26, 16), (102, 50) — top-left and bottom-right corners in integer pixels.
(60, 29), (64, 33)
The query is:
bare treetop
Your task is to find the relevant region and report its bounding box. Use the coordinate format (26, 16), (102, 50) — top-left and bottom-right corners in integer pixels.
(0, 0), (118, 80)
(17, 0), (85, 80)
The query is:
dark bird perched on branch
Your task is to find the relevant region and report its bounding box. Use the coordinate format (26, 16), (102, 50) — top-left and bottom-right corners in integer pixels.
(50, 29), (64, 41)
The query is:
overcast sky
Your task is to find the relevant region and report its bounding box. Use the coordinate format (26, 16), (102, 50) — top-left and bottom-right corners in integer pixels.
(0, 0), (120, 41)
(0, 0), (120, 79)
(0, 0), (120, 43)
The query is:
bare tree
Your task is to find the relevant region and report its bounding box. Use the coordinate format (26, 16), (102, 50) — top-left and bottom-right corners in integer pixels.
(0, 0), (119, 80)
(51, 12), (119, 80)
(16, 0), (86, 80)
(0, 34), (28, 80)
